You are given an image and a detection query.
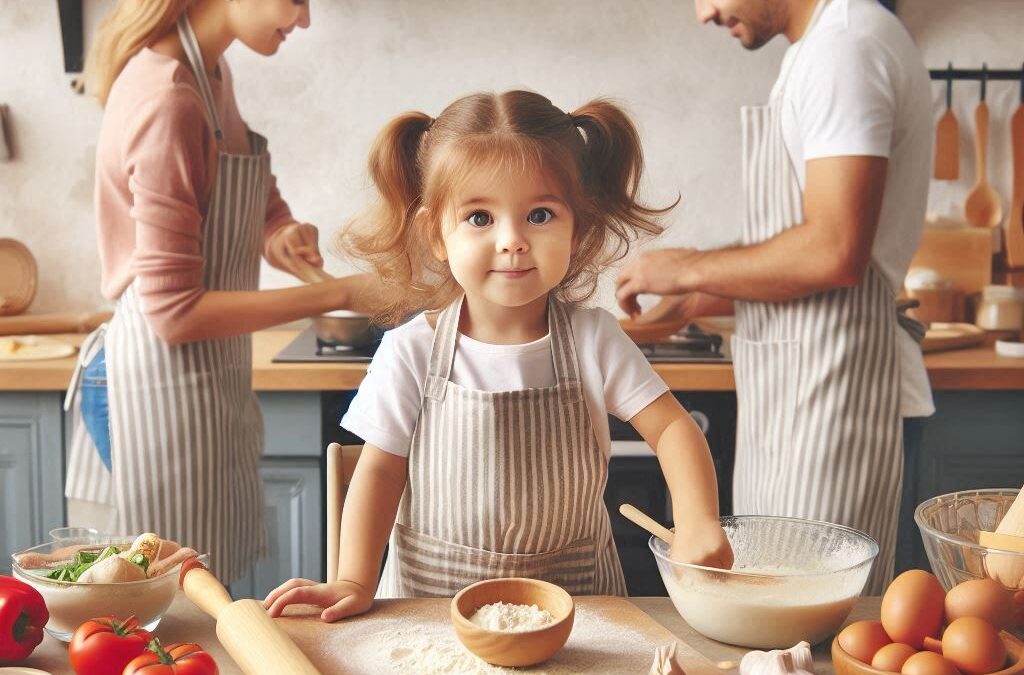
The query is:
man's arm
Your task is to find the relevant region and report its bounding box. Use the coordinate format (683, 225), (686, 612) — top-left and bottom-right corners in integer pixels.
(616, 154), (887, 312)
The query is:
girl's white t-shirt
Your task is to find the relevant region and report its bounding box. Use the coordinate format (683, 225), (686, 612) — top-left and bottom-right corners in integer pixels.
(340, 305), (669, 459)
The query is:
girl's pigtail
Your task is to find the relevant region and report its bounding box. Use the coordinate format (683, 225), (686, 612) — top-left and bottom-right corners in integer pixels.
(342, 112), (433, 326)
(560, 100), (674, 303)
(570, 99), (670, 234)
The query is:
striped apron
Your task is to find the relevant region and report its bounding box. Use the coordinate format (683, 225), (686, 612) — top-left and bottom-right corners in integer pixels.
(731, 0), (902, 595)
(64, 14), (268, 583)
(377, 296), (627, 598)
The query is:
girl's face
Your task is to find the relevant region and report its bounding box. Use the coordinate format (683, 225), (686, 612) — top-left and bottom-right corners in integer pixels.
(228, 0), (311, 56)
(437, 168), (575, 314)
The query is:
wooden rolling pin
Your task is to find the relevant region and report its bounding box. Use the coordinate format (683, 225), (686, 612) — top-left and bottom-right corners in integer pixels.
(0, 311), (111, 336)
(179, 559), (321, 675)
(980, 484), (1024, 588)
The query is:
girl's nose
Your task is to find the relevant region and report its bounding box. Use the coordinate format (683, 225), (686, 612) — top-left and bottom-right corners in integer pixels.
(496, 222), (529, 254)
(297, 3), (311, 29)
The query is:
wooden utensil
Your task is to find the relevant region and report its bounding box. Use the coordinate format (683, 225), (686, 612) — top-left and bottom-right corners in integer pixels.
(179, 559), (321, 675)
(935, 66), (960, 180)
(0, 311), (111, 336)
(1008, 70), (1024, 267)
(966, 74), (1004, 228)
(619, 318), (688, 345)
(620, 503), (675, 546)
(983, 485), (1024, 587)
(921, 322), (986, 353)
(0, 238), (37, 316)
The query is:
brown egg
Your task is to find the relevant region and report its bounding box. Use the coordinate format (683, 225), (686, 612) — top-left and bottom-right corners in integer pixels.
(942, 617), (1007, 675)
(837, 620), (892, 663)
(945, 578), (1013, 629)
(871, 643), (918, 671)
(882, 570), (945, 648)
(901, 651), (962, 675)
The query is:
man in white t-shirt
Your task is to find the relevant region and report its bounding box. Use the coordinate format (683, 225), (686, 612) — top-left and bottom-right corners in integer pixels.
(616, 0), (933, 591)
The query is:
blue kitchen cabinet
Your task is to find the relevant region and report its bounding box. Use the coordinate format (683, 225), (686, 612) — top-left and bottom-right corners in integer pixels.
(231, 458), (322, 601)
(231, 393), (324, 599)
(0, 392), (65, 571)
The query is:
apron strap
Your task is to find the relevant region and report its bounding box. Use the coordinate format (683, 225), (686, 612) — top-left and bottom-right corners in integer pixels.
(176, 13), (226, 148)
(896, 299), (927, 343)
(423, 295), (584, 404)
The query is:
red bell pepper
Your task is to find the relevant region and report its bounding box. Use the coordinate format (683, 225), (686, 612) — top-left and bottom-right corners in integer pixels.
(0, 575), (49, 663)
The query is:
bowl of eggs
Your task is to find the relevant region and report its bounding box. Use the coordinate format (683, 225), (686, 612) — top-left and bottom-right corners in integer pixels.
(651, 515), (878, 649)
(833, 570), (1024, 675)
(450, 577), (574, 667)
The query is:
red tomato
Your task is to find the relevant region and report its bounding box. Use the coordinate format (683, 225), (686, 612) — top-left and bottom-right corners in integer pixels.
(69, 616), (153, 675)
(122, 640), (218, 675)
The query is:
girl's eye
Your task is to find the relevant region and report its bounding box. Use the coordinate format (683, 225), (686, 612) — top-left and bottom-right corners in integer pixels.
(528, 208), (554, 225)
(467, 212), (492, 227)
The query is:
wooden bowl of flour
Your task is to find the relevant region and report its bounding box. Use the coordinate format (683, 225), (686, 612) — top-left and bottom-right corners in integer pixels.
(451, 577), (575, 667)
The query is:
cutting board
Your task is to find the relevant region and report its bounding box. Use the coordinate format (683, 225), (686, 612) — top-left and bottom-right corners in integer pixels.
(276, 597), (720, 674)
(0, 311), (111, 336)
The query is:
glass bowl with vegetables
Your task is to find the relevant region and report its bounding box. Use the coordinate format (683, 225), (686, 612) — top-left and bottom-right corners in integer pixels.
(10, 532), (205, 641)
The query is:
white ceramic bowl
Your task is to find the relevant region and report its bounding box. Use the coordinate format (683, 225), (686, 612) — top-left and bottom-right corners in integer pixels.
(651, 515), (877, 649)
(11, 536), (206, 641)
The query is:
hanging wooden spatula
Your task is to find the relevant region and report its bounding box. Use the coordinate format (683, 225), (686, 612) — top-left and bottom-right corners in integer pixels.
(965, 72), (1004, 228)
(935, 66), (960, 180)
(1007, 67), (1024, 267)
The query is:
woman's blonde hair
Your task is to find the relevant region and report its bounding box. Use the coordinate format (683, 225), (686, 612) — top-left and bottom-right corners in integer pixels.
(343, 90), (673, 326)
(86, 0), (194, 105)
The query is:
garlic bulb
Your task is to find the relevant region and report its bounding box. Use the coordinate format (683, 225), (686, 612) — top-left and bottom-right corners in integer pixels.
(739, 642), (815, 675)
(650, 642), (687, 675)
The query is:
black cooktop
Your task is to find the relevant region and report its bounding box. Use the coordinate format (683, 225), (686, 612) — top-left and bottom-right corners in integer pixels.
(272, 327), (378, 363)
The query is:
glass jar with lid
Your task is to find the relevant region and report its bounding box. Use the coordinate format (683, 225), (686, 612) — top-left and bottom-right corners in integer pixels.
(975, 285), (1024, 331)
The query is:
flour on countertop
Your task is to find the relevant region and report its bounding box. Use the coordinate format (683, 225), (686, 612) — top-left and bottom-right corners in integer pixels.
(469, 602), (555, 633)
(312, 605), (661, 675)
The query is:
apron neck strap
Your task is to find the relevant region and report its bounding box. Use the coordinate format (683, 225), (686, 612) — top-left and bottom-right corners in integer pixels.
(423, 295), (583, 403)
(176, 13), (226, 148)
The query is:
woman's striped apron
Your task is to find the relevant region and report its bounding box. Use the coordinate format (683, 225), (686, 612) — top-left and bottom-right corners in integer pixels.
(65, 14), (268, 583)
(377, 296), (627, 598)
(730, 0), (902, 595)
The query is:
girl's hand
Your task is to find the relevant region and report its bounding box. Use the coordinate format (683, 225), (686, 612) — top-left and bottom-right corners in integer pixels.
(670, 520), (734, 570)
(266, 222), (324, 278)
(263, 577), (374, 622)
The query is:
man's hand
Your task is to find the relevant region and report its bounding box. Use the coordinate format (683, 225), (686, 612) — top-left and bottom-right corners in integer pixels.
(266, 222), (324, 279)
(616, 248), (702, 317)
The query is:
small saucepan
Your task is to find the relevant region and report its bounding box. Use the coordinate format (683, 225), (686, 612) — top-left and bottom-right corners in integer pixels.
(295, 262), (381, 348)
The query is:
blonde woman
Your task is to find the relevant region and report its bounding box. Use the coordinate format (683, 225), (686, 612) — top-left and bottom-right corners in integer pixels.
(265, 91), (733, 621)
(64, 0), (369, 583)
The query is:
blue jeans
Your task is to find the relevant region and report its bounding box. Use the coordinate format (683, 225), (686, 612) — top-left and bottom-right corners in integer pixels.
(80, 346), (112, 470)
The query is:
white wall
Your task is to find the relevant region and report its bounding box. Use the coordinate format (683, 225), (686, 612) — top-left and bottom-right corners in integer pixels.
(0, 0), (1019, 315)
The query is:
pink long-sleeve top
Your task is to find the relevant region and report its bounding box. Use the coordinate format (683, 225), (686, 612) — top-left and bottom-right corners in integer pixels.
(95, 48), (293, 336)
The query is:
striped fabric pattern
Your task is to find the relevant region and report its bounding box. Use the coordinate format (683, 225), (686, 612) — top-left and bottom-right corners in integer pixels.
(377, 297), (628, 598)
(731, 10), (903, 595)
(64, 14), (270, 583)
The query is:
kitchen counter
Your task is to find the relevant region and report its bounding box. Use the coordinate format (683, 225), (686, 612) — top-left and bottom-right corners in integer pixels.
(0, 329), (1021, 391)
(24, 594), (882, 674)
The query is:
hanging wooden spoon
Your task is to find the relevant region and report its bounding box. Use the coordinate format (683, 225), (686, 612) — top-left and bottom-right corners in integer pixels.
(934, 64), (960, 180)
(1008, 64), (1024, 267)
(965, 67), (1003, 228)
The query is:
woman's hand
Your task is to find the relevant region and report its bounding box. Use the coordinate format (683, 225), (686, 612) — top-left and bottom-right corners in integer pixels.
(263, 577), (374, 622)
(670, 520), (734, 570)
(266, 222), (324, 279)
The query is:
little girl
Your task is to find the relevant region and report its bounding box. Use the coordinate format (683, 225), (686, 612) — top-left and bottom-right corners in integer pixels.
(265, 90), (733, 621)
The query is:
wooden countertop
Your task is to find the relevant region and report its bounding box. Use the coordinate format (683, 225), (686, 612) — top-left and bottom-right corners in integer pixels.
(1, 329), (1022, 392)
(23, 594), (881, 674)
